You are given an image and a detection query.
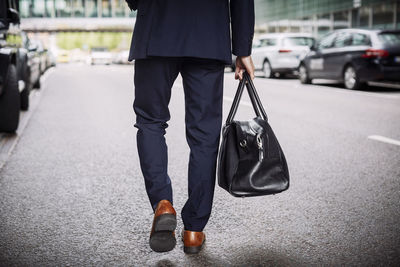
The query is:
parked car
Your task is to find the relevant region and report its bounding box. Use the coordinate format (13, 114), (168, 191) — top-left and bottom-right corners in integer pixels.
(0, 0), (41, 132)
(252, 33), (315, 78)
(30, 39), (47, 74)
(22, 33), (42, 90)
(113, 50), (131, 64)
(299, 29), (400, 90)
(46, 49), (57, 68)
(89, 47), (112, 65)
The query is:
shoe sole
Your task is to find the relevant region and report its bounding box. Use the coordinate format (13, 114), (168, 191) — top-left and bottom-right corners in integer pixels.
(150, 214), (177, 252)
(154, 214), (176, 232)
(184, 245), (203, 254)
(183, 236), (205, 254)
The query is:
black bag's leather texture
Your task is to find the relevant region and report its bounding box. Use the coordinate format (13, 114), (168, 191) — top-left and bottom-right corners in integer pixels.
(217, 72), (289, 197)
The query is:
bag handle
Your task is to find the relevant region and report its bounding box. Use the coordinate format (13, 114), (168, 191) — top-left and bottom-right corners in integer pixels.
(244, 72), (268, 121)
(226, 72), (268, 124)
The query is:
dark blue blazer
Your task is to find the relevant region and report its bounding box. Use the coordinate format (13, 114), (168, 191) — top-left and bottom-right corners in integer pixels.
(125, 0), (254, 64)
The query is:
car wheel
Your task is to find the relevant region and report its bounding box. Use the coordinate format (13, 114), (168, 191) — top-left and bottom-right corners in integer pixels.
(343, 65), (364, 90)
(0, 65), (20, 133)
(263, 60), (274, 78)
(299, 64), (312, 84)
(20, 88), (30, 111)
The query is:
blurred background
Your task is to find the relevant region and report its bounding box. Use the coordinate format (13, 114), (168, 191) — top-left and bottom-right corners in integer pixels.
(15, 0), (400, 65)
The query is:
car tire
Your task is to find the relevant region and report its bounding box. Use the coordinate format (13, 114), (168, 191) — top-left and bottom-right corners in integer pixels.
(33, 78), (41, 89)
(0, 65), (20, 133)
(343, 65), (364, 90)
(263, 60), (274, 78)
(299, 64), (312, 84)
(20, 88), (30, 111)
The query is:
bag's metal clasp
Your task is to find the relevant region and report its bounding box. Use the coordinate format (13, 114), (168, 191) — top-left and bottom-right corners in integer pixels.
(256, 133), (264, 161)
(239, 139), (247, 148)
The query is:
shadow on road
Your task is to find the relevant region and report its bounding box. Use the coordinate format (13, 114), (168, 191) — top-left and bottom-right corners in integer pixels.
(149, 245), (302, 266)
(191, 246), (300, 266)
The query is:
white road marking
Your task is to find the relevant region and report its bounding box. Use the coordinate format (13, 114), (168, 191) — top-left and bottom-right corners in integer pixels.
(328, 88), (400, 100)
(368, 135), (400, 146)
(223, 96), (253, 107)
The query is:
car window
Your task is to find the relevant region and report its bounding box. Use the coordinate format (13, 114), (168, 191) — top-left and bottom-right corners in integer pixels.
(378, 33), (400, 46)
(318, 33), (336, 49)
(259, 38), (277, 47)
(283, 37), (314, 47)
(351, 33), (371, 46)
(333, 32), (352, 48)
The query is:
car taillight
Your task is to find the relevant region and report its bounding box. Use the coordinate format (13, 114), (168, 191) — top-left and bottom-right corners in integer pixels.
(278, 49), (292, 53)
(362, 49), (389, 58)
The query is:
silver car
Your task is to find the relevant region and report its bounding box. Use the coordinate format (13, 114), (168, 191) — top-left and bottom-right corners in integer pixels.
(252, 33), (315, 78)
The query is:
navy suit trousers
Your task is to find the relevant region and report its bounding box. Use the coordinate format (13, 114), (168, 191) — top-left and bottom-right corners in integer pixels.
(133, 57), (225, 231)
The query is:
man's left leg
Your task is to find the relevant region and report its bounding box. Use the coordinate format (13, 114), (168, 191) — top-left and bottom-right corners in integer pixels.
(180, 58), (225, 233)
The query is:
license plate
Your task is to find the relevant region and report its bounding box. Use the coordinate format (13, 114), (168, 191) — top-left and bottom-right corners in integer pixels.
(395, 56), (400, 63)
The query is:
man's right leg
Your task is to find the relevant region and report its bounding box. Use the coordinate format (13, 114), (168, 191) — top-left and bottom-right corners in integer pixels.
(133, 57), (180, 212)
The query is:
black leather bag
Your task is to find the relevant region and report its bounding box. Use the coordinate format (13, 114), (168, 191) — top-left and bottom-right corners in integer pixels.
(217, 72), (289, 197)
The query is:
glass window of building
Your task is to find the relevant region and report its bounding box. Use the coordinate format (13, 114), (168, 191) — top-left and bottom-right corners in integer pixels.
(333, 10), (349, 30)
(45, 0), (56, 18)
(317, 13), (331, 37)
(102, 0), (111, 17)
(55, 0), (72, 17)
(86, 0), (98, 17)
(19, 0), (30, 18)
(114, 0), (127, 17)
(300, 17), (313, 34)
(358, 6), (370, 28)
(372, 3), (394, 29)
(73, 0), (85, 17)
(32, 0), (46, 17)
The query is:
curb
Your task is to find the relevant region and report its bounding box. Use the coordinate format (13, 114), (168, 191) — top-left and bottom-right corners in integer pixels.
(0, 67), (55, 171)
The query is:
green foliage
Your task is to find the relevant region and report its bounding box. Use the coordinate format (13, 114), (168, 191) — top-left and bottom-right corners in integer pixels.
(56, 32), (132, 51)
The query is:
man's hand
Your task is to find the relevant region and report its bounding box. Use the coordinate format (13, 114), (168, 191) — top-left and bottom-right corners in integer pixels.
(235, 56), (255, 80)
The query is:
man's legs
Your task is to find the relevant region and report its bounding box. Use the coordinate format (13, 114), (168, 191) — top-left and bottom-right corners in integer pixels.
(133, 57), (180, 211)
(180, 58), (225, 231)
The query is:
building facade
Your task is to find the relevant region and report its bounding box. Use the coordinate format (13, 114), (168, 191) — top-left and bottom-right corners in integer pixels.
(18, 0), (399, 35)
(255, 0), (400, 36)
(19, 0), (134, 18)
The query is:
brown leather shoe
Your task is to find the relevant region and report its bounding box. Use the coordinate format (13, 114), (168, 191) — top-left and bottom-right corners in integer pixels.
(149, 200), (177, 252)
(182, 230), (206, 254)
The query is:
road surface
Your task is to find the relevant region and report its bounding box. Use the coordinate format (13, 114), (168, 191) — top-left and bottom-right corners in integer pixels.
(0, 64), (399, 266)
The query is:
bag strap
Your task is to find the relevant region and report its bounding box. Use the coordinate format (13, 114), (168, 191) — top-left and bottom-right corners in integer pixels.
(226, 72), (268, 124)
(244, 72), (268, 121)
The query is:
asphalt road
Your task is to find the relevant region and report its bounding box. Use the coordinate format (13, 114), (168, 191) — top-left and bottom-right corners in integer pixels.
(0, 63), (399, 266)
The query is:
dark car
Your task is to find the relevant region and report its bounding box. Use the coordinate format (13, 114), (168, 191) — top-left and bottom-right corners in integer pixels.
(0, 0), (41, 132)
(299, 29), (400, 90)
